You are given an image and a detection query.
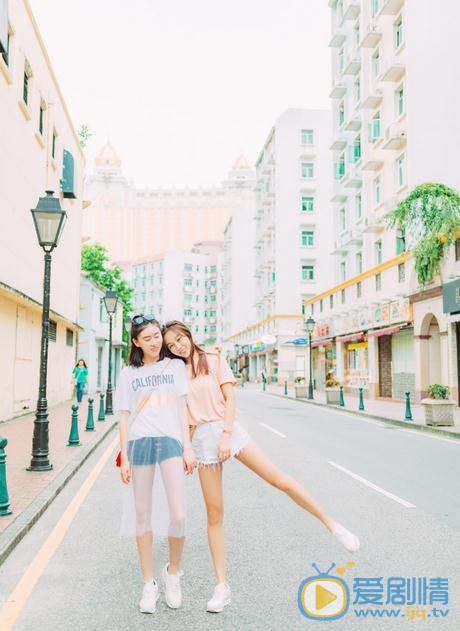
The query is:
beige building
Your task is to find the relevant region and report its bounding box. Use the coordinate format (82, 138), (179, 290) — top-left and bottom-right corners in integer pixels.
(0, 0), (85, 419)
(83, 145), (248, 263)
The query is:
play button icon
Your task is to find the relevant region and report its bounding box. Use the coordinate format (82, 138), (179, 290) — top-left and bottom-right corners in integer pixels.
(316, 584), (338, 610)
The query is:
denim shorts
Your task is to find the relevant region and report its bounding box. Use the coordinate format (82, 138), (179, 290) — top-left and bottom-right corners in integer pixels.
(192, 420), (251, 467)
(128, 436), (183, 466)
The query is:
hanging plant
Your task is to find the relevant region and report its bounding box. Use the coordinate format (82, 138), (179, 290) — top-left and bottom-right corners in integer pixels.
(385, 183), (460, 287)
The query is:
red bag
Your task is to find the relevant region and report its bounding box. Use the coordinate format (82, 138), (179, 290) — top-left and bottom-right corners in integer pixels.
(115, 451), (121, 467)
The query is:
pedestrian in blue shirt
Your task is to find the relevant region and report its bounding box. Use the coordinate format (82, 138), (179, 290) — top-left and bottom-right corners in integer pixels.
(72, 359), (88, 403)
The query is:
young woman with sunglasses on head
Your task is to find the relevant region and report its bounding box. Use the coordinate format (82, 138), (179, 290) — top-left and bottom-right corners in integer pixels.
(115, 315), (196, 615)
(162, 320), (360, 613)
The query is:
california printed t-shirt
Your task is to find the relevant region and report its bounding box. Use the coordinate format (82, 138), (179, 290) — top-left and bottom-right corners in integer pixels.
(114, 358), (187, 443)
(186, 353), (236, 425)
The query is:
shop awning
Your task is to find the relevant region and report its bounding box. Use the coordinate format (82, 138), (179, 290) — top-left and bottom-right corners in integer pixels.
(336, 332), (365, 343)
(368, 325), (401, 337)
(311, 338), (334, 348)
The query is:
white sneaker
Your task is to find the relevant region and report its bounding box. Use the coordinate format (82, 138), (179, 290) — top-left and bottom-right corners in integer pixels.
(332, 523), (360, 553)
(206, 583), (232, 613)
(162, 563), (183, 609)
(139, 580), (159, 613)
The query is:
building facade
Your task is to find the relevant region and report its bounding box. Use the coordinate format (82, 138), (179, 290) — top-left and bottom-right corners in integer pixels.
(305, 0), (460, 399)
(226, 109), (333, 382)
(0, 0), (84, 419)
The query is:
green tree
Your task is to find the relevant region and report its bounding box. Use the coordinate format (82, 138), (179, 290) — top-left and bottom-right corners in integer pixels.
(78, 123), (92, 148)
(385, 183), (460, 287)
(81, 243), (133, 359)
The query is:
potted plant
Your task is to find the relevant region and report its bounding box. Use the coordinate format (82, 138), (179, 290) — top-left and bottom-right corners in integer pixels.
(421, 384), (455, 426)
(325, 374), (341, 405)
(294, 376), (308, 398)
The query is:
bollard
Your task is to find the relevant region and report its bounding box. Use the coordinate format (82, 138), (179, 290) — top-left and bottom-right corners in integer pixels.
(98, 393), (106, 421)
(284, 380), (288, 396)
(404, 391), (413, 421)
(358, 387), (365, 411)
(0, 437), (12, 516)
(86, 397), (95, 431)
(68, 404), (81, 446)
(262, 379), (266, 392)
(339, 385), (345, 407)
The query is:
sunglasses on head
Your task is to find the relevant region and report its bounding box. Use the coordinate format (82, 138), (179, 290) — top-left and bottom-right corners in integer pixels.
(131, 314), (156, 326)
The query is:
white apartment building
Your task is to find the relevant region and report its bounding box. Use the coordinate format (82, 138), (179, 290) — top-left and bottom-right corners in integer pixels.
(77, 275), (124, 395)
(221, 156), (257, 342)
(228, 109), (333, 383)
(84, 145), (248, 264)
(306, 0), (460, 399)
(128, 247), (222, 345)
(0, 0), (84, 419)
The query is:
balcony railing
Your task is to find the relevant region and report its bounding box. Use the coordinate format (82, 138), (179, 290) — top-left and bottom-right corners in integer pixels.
(330, 74), (347, 99)
(342, 0), (360, 21)
(343, 53), (361, 76)
(329, 30), (346, 48)
(360, 88), (383, 109)
(379, 60), (405, 82)
(379, 0), (404, 16)
(359, 22), (382, 48)
(382, 122), (407, 150)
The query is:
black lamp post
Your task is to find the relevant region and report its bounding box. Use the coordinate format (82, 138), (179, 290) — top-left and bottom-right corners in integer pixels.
(234, 344), (241, 373)
(28, 191), (67, 471)
(103, 290), (118, 415)
(306, 316), (315, 400)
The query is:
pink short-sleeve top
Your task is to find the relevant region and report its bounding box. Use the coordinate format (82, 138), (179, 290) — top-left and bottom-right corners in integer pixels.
(186, 353), (236, 425)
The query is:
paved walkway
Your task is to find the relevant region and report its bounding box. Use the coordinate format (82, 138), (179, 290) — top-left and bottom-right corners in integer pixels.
(0, 396), (116, 554)
(242, 382), (460, 437)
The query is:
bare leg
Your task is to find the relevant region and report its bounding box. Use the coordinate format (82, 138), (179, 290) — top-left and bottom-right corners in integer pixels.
(235, 442), (335, 531)
(198, 464), (227, 584)
(160, 457), (186, 574)
(132, 464), (156, 581)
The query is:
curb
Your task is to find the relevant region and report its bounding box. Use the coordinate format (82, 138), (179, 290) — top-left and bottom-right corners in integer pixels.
(265, 391), (460, 441)
(0, 419), (117, 566)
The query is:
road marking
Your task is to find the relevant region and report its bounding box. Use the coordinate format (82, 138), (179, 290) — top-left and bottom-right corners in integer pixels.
(0, 435), (119, 631)
(328, 461), (416, 509)
(395, 428), (460, 445)
(258, 422), (286, 438)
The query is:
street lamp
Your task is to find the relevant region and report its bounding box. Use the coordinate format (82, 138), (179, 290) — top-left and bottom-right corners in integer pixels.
(306, 316), (315, 400)
(103, 290), (118, 415)
(28, 191), (67, 471)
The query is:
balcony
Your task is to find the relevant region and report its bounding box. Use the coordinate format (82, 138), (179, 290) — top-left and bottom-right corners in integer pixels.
(330, 75), (346, 99)
(329, 30), (346, 48)
(330, 138), (347, 151)
(362, 215), (385, 234)
(342, 0), (360, 21)
(382, 122), (407, 150)
(359, 23), (382, 48)
(343, 228), (364, 246)
(343, 166), (362, 188)
(360, 89), (383, 109)
(343, 53), (361, 76)
(331, 191), (348, 203)
(332, 239), (348, 255)
(379, 0), (404, 16)
(362, 157), (384, 171)
(379, 60), (405, 82)
(344, 115), (361, 132)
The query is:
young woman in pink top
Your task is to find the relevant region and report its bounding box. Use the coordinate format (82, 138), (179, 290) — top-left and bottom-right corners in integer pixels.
(162, 320), (360, 613)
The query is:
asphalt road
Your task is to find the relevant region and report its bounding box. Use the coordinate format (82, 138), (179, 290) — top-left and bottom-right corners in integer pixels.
(0, 390), (459, 630)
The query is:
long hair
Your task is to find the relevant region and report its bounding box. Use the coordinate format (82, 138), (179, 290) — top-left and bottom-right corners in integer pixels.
(75, 358), (87, 368)
(129, 318), (162, 367)
(162, 320), (212, 378)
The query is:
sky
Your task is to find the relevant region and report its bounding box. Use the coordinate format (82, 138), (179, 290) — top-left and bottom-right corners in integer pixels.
(30, 0), (331, 188)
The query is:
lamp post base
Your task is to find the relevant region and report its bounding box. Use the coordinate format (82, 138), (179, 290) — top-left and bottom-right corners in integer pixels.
(27, 461), (53, 472)
(105, 386), (114, 416)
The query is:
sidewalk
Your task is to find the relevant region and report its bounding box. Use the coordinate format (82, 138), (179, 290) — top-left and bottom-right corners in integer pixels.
(0, 396), (117, 564)
(243, 382), (460, 439)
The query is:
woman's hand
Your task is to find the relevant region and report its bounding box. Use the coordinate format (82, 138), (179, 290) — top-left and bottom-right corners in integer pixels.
(120, 456), (131, 484)
(218, 434), (232, 462)
(183, 446), (196, 475)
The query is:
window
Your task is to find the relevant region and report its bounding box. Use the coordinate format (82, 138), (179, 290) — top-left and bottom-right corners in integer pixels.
(301, 264), (314, 281)
(339, 208), (347, 232)
(341, 289), (346, 304)
(338, 101), (345, 126)
(66, 329), (74, 347)
(301, 230), (314, 247)
(335, 153), (345, 179)
(338, 47), (344, 73)
(184, 263), (193, 271)
(372, 49), (380, 79)
(396, 153), (405, 188)
(330, 294), (334, 309)
(353, 22), (360, 48)
(301, 163), (314, 179)
(355, 194), (362, 220)
(373, 176), (381, 205)
(340, 261), (346, 281)
(351, 135), (361, 162)
(354, 79), (361, 105)
(39, 101), (45, 135)
(301, 129), (313, 145)
(375, 240), (383, 265)
(23, 71), (29, 104)
(210, 295), (217, 303)
(396, 86), (405, 117)
(398, 262), (406, 283)
(371, 0), (380, 18)
(320, 298), (323, 312)
(301, 196), (314, 212)
(196, 265), (200, 272)
(357, 281), (362, 297)
(184, 308), (193, 317)
(184, 293), (193, 302)
(1, 29), (10, 66)
(394, 16), (404, 48)
(49, 320), (57, 342)
(356, 251), (363, 274)
(375, 273), (382, 291)
(272, 271), (276, 282)
(184, 277), (193, 286)
(456, 239), (460, 261)
(396, 229), (406, 254)
(369, 112), (381, 143)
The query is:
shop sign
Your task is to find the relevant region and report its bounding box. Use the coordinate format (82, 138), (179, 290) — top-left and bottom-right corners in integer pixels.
(442, 279), (460, 314)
